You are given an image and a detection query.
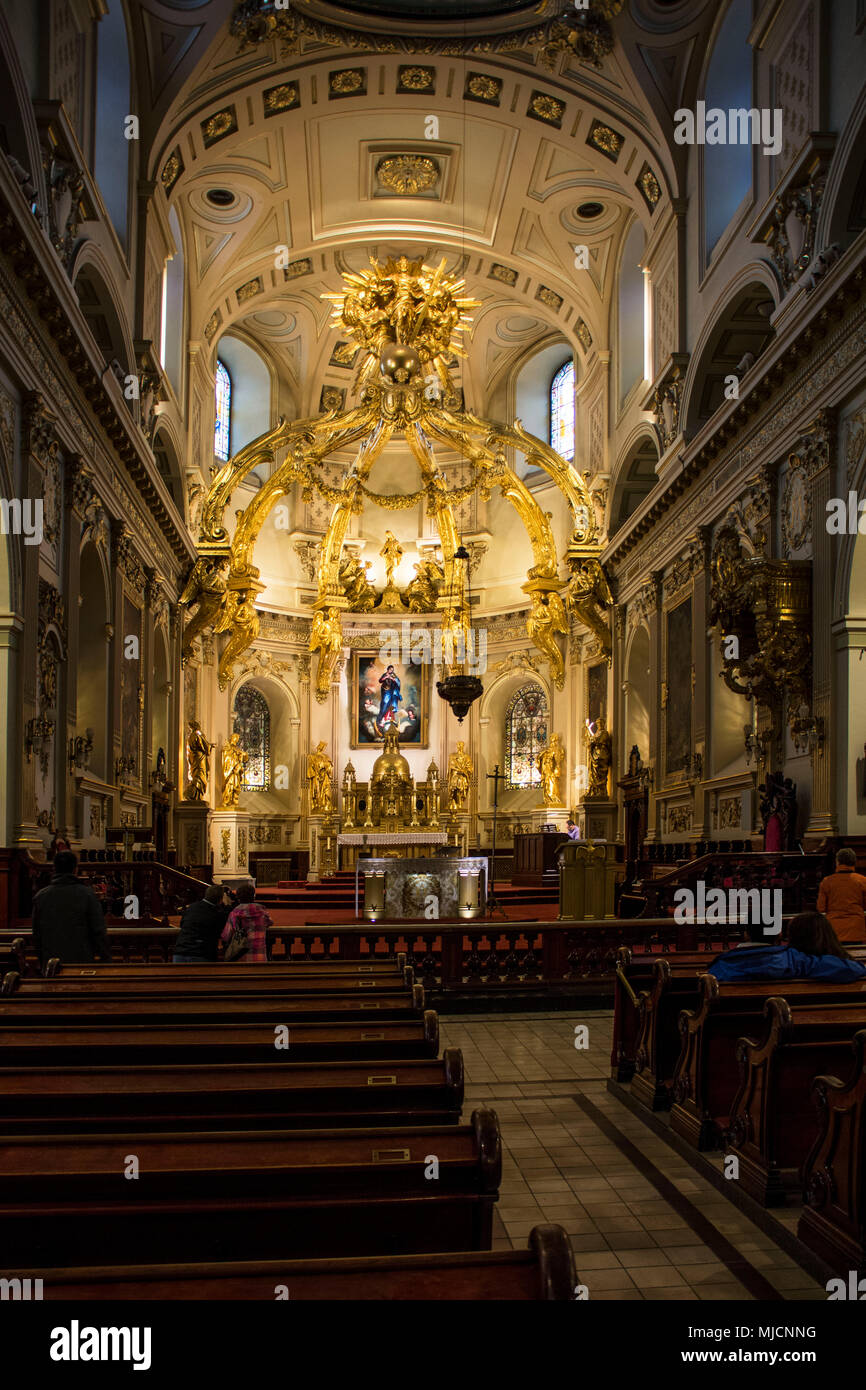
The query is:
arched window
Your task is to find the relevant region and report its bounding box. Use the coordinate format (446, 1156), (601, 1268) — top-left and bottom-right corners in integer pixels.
(704, 0), (753, 261)
(504, 683), (549, 790)
(161, 207), (185, 397)
(214, 360), (232, 461)
(233, 685), (270, 791)
(94, 1), (132, 252)
(618, 220), (646, 403)
(550, 361), (575, 462)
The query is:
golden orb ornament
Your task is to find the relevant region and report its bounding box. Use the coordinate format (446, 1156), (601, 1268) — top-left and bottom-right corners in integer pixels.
(379, 343), (422, 385)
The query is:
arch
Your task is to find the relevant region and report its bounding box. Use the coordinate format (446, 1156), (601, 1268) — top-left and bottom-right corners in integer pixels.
(549, 360), (575, 463)
(624, 625), (651, 769)
(702, 0), (754, 262)
(0, 7), (46, 216)
(617, 218), (646, 404)
(680, 270), (777, 438)
(150, 625), (170, 782)
(152, 424), (184, 512)
(215, 334), (275, 460)
(77, 542), (111, 781)
(228, 672), (300, 809)
(512, 340), (574, 475)
(233, 683), (271, 791)
(72, 251), (134, 374)
(504, 681), (550, 790)
(610, 429), (659, 534)
(161, 205), (186, 398)
(94, 0), (133, 253)
(818, 85), (866, 255)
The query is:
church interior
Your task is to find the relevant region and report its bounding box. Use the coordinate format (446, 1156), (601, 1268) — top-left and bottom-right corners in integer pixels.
(2, 0), (866, 1318)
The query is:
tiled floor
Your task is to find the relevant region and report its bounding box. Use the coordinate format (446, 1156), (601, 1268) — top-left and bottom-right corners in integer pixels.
(439, 1010), (828, 1302)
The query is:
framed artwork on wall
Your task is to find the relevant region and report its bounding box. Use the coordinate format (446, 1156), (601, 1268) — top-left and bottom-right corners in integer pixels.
(350, 652), (429, 748)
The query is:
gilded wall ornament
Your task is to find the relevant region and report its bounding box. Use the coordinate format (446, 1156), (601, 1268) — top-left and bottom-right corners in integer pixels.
(575, 317), (593, 352)
(236, 277), (263, 304)
(398, 66), (434, 92)
(782, 463), (811, 554)
(284, 258), (313, 280)
(489, 263), (518, 287)
(264, 82), (299, 115)
(587, 120), (624, 162)
(330, 69), (365, 97)
(204, 310), (222, 343)
(636, 164), (661, 211)
(161, 151), (183, 193)
(201, 108), (238, 146)
(528, 93), (565, 127)
(376, 155), (440, 196)
(465, 73), (502, 104)
(536, 286), (563, 312)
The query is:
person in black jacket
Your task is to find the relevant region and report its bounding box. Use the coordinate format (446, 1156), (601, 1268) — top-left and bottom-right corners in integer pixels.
(31, 850), (110, 969)
(174, 884), (231, 963)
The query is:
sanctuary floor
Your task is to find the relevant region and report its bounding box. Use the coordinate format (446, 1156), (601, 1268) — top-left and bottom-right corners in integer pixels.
(440, 1010), (828, 1301)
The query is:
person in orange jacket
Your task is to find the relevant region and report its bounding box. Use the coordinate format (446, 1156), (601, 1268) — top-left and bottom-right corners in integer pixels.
(817, 848), (866, 943)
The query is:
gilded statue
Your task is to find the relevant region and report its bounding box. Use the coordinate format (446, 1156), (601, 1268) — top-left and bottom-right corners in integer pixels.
(526, 590), (567, 689)
(307, 741), (334, 814)
(339, 552), (377, 612)
(538, 732), (565, 806)
(221, 732), (248, 809)
(567, 558), (613, 662)
(585, 716), (612, 798)
(180, 558), (227, 661)
(447, 740), (473, 811)
(309, 606), (344, 703)
(405, 555), (444, 613)
(441, 599), (472, 673)
(185, 720), (214, 803)
(216, 587), (261, 692)
(381, 530), (403, 587)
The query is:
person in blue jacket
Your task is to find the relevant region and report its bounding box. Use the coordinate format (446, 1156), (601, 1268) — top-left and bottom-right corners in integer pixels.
(707, 912), (866, 984)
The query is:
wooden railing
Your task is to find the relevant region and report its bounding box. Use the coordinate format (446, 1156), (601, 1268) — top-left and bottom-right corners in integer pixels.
(0, 851), (209, 929)
(634, 851), (827, 918)
(0, 918), (749, 996)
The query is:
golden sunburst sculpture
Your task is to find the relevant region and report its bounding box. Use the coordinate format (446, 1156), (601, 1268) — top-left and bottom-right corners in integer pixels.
(184, 255), (612, 701)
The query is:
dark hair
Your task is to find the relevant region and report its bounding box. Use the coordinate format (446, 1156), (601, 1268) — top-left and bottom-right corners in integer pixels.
(788, 911), (853, 961)
(54, 850), (77, 875)
(204, 884), (224, 905)
(837, 848), (857, 867)
(236, 881), (256, 904)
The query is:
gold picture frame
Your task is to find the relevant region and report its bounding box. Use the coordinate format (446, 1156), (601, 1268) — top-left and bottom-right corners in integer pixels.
(351, 651), (430, 748)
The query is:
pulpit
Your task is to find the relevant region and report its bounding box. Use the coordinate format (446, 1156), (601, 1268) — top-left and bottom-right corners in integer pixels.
(558, 839), (622, 920)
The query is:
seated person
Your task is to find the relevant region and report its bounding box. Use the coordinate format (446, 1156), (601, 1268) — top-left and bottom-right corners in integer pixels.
(566, 820), (581, 841)
(817, 848), (866, 943)
(220, 881), (272, 962)
(707, 911), (866, 983)
(174, 884), (232, 963)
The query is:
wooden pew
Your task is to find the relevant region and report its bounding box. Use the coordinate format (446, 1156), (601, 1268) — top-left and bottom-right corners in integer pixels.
(670, 974), (866, 1149)
(0, 1051), (464, 1134)
(10, 1226), (576, 1301)
(628, 954), (720, 1108)
(0, 983), (426, 1025)
(0, 1108), (502, 1266)
(726, 997), (866, 1204)
(799, 1030), (866, 1275)
(2, 972), (416, 998)
(46, 957), (408, 979)
(0, 1013), (441, 1067)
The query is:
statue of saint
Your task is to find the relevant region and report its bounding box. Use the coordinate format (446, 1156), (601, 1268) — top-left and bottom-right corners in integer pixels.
(406, 556), (444, 613)
(307, 741), (334, 815)
(526, 590), (567, 689)
(380, 531), (403, 588)
(185, 720), (214, 803)
(538, 732), (565, 807)
(221, 733), (248, 809)
(447, 740), (473, 811)
(585, 716), (612, 798)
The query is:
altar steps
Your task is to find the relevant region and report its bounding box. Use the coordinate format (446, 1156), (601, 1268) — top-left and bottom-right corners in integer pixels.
(255, 879), (559, 911)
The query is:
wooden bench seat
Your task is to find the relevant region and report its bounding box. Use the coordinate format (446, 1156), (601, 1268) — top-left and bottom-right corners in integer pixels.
(45, 957), (408, 980)
(670, 975), (866, 1149)
(8, 1225), (576, 1300)
(0, 984), (426, 1026)
(612, 948), (719, 1084)
(0, 1051), (464, 1134)
(0, 1108), (501, 1266)
(726, 998), (866, 1204)
(2, 971), (415, 998)
(0, 1014), (440, 1067)
(799, 1030), (866, 1276)
(629, 956), (720, 1110)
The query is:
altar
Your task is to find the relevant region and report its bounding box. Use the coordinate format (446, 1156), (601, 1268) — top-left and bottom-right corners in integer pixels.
(356, 854), (488, 921)
(338, 830), (449, 870)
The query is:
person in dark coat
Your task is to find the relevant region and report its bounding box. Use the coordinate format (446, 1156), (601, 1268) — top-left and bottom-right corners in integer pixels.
(173, 884), (231, 963)
(31, 850), (110, 969)
(707, 912), (866, 984)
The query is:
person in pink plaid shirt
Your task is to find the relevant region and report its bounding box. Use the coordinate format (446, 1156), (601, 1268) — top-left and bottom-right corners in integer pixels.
(220, 881), (272, 962)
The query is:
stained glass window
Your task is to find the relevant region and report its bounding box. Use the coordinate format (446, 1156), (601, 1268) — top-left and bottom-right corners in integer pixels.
(233, 685), (270, 791)
(504, 683), (549, 790)
(550, 360), (575, 462)
(214, 359), (232, 461)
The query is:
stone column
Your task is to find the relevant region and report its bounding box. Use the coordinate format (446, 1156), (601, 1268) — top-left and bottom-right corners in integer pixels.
(805, 414), (837, 835)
